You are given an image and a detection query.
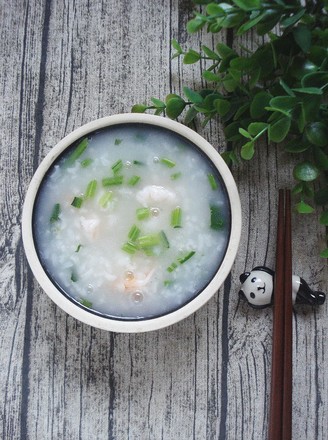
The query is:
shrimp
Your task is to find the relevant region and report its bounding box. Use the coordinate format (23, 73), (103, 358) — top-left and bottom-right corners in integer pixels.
(123, 268), (155, 290)
(136, 185), (176, 207)
(79, 216), (100, 240)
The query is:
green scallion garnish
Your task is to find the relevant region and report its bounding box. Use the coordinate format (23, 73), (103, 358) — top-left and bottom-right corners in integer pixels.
(50, 203), (61, 223)
(167, 262), (178, 273)
(159, 230), (170, 248)
(75, 244), (83, 253)
(178, 250), (195, 264)
(102, 175), (123, 186)
(128, 175), (141, 186)
(85, 179), (97, 199)
(171, 172), (182, 180)
(99, 191), (113, 208)
(136, 207), (151, 220)
(79, 298), (92, 308)
(171, 206), (182, 228)
(207, 173), (218, 190)
(80, 158), (93, 168)
(114, 138), (122, 145)
(111, 159), (123, 174)
(65, 138), (88, 167)
(164, 280), (174, 287)
(122, 241), (138, 254)
(128, 224), (141, 241)
(133, 160), (144, 165)
(210, 204), (224, 230)
(71, 196), (83, 208)
(160, 157), (176, 168)
(71, 271), (78, 282)
(137, 234), (161, 249)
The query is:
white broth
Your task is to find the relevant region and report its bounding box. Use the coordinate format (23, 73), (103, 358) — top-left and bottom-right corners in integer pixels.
(33, 124), (231, 319)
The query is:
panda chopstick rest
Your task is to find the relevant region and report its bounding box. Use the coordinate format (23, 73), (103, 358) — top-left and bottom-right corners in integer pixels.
(239, 266), (326, 309)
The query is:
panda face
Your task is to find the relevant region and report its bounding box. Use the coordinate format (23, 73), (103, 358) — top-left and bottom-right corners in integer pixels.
(239, 270), (273, 308)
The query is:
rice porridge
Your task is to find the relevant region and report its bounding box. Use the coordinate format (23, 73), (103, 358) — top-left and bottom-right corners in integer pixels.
(33, 124), (231, 319)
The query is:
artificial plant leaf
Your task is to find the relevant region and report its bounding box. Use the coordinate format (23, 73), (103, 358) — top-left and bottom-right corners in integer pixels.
(239, 127), (252, 139)
(202, 70), (221, 82)
(247, 122), (268, 136)
(214, 99), (231, 116)
(284, 139), (309, 153)
(293, 161), (320, 182)
(293, 24), (312, 53)
(232, 0), (260, 11)
(183, 49), (201, 64)
(187, 17), (205, 33)
(320, 248), (328, 258)
(305, 122), (328, 147)
(314, 187), (328, 205)
(241, 141), (255, 160)
(131, 104), (148, 113)
(216, 42), (237, 59)
(237, 12), (266, 35)
(151, 97), (166, 108)
(250, 91), (271, 118)
(269, 96), (298, 111)
(166, 97), (186, 119)
(183, 87), (204, 104)
(301, 71), (328, 88)
(320, 210), (328, 226)
(202, 45), (220, 60)
(206, 3), (225, 15)
(295, 200), (315, 214)
(313, 146), (328, 171)
(268, 116), (291, 142)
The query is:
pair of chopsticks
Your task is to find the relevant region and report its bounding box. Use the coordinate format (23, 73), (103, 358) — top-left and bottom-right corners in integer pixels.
(268, 189), (293, 440)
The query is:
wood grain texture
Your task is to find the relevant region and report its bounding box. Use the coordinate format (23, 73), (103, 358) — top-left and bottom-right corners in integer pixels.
(1, 1), (327, 439)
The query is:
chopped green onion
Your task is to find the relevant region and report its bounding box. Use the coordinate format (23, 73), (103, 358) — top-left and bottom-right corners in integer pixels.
(71, 196), (83, 208)
(137, 234), (161, 249)
(207, 173), (218, 190)
(160, 157), (176, 168)
(133, 160), (144, 165)
(128, 224), (141, 241)
(79, 298), (92, 308)
(167, 262), (178, 273)
(210, 204), (224, 230)
(71, 271), (78, 282)
(178, 250), (195, 264)
(80, 158), (93, 168)
(136, 207), (151, 220)
(50, 203), (61, 223)
(102, 175), (123, 186)
(128, 175), (141, 186)
(85, 179), (97, 199)
(164, 280), (174, 287)
(114, 138), (122, 145)
(171, 206), (182, 228)
(65, 138), (88, 167)
(122, 241), (138, 254)
(171, 172), (182, 180)
(159, 230), (170, 248)
(99, 191), (113, 208)
(111, 159), (123, 174)
(75, 244), (83, 253)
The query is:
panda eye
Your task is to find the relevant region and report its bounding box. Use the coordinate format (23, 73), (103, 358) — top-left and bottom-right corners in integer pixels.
(251, 277), (257, 282)
(250, 292), (255, 299)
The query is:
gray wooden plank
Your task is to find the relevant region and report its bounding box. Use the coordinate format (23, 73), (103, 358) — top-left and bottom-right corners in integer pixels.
(1, 0), (327, 439)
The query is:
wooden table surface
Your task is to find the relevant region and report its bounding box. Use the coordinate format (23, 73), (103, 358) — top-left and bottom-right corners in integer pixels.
(1, 1), (327, 439)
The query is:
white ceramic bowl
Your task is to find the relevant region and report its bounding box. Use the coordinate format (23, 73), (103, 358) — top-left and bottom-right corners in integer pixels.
(22, 113), (241, 332)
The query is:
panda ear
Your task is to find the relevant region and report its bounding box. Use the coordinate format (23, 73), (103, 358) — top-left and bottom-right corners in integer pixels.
(239, 272), (250, 284)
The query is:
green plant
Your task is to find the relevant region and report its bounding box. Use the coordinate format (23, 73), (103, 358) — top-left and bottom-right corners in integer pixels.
(132, 0), (328, 257)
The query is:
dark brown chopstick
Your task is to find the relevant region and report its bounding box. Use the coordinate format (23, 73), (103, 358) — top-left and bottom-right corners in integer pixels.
(268, 189), (293, 440)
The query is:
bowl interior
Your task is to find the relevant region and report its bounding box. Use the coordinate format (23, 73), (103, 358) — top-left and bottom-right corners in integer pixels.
(23, 114), (241, 332)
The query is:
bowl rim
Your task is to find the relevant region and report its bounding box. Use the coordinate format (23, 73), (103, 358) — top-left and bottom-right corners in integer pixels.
(22, 113), (242, 332)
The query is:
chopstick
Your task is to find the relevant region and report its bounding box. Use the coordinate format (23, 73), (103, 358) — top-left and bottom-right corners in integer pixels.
(268, 189), (293, 440)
